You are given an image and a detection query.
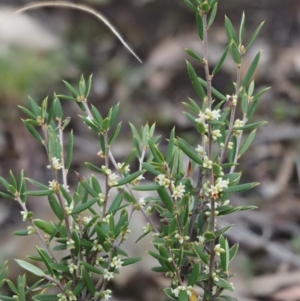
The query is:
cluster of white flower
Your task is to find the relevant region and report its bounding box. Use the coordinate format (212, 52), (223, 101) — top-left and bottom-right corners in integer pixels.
(102, 166), (119, 186)
(110, 256), (123, 269)
(156, 174), (171, 188)
(68, 263), (78, 274)
(102, 214), (111, 223)
(66, 239), (75, 249)
(57, 291), (76, 301)
(64, 203), (74, 215)
(212, 129), (222, 141)
(220, 141), (233, 149)
(208, 177), (229, 199)
(196, 108), (221, 124)
(103, 269), (114, 280)
(27, 226), (35, 235)
(171, 183), (185, 200)
(171, 285), (193, 298)
(102, 289), (112, 301)
(96, 256), (105, 265)
(117, 162), (130, 173)
(142, 222), (152, 233)
(214, 244), (225, 256)
(48, 157), (62, 170)
(138, 197), (146, 207)
(99, 193), (105, 203)
(195, 145), (205, 157)
(48, 180), (58, 191)
(226, 94), (238, 106)
(233, 119), (244, 135)
(92, 239), (103, 252)
(82, 216), (92, 225)
(196, 235), (205, 245)
(203, 156), (213, 169)
(20, 211), (28, 221)
(174, 233), (189, 244)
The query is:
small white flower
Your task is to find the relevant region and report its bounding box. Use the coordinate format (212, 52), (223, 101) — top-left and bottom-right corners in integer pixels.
(204, 265), (210, 274)
(103, 269), (114, 280)
(101, 166), (112, 175)
(228, 141), (233, 149)
(68, 263), (78, 274)
(103, 289), (112, 301)
(92, 240), (103, 252)
(64, 203), (74, 215)
(212, 129), (222, 141)
(203, 156), (213, 169)
(82, 216), (92, 225)
(99, 193), (105, 203)
(212, 272), (219, 282)
(66, 239), (75, 249)
(156, 174), (171, 188)
(108, 173), (118, 186)
(27, 226), (35, 235)
(197, 235), (205, 245)
(51, 157), (62, 170)
(196, 145), (205, 157)
(233, 119), (244, 135)
(21, 211), (28, 221)
(49, 180), (58, 191)
(102, 214), (111, 223)
(215, 178), (229, 192)
(223, 199), (230, 206)
(172, 183), (185, 200)
(142, 222), (152, 233)
(110, 256), (122, 269)
(117, 162), (130, 173)
(138, 197), (146, 207)
(214, 244), (225, 256)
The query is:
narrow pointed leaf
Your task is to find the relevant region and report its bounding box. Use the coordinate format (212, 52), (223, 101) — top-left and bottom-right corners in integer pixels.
(241, 51), (261, 87)
(239, 12), (246, 45)
(196, 13), (204, 40)
(212, 44), (229, 75)
(187, 61), (206, 99)
(225, 16), (238, 43)
(245, 21), (265, 49)
(239, 129), (256, 156)
(15, 260), (44, 277)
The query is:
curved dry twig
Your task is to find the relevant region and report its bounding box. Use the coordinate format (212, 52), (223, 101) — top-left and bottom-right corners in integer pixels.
(0, 1), (142, 63)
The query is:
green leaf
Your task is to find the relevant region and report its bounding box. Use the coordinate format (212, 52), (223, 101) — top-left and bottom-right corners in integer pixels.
(212, 44), (229, 76)
(187, 61), (206, 99)
(23, 190), (53, 196)
(132, 184), (161, 191)
(85, 74), (93, 98)
(48, 195), (64, 220)
(179, 289), (189, 301)
(142, 162), (160, 176)
(91, 105), (103, 125)
(188, 263), (200, 286)
(107, 192), (123, 214)
(18, 105), (37, 120)
(80, 262), (103, 274)
(198, 77), (227, 101)
(65, 130), (73, 170)
(108, 122), (122, 145)
(72, 198), (97, 214)
(193, 244), (208, 264)
(33, 295), (59, 301)
(223, 182), (259, 193)
(225, 16), (238, 43)
(82, 269), (96, 295)
(239, 12), (245, 45)
(122, 257), (143, 266)
(241, 93), (248, 114)
(196, 13), (204, 41)
(33, 219), (57, 236)
(75, 172), (98, 198)
(157, 187), (174, 213)
(239, 129), (256, 156)
(23, 120), (43, 143)
(185, 48), (203, 61)
(36, 247), (54, 276)
(241, 51), (261, 87)
(115, 170), (144, 187)
(62, 80), (78, 98)
(229, 40), (241, 64)
(207, 3), (218, 28)
(219, 235), (229, 273)
(234, 121), (267, 131)
(229, 243), (239, 262)
(108, 103), (120, 127)
(28, 96), (41, 116)
(0, 296), (15, 301)
(245, 21), (265, 49)
(175, 138), (203, 166)
(183, 0), (198, 12)
(15, 260), (44, 277)
(13, 230), (29, 236)
(148, 139), (165, 163)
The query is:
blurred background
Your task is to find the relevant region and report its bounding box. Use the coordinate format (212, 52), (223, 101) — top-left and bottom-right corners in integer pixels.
(1, 0), (300, 300)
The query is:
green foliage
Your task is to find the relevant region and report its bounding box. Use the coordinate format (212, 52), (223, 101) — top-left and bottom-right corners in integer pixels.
(0, 2), (268, 301)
